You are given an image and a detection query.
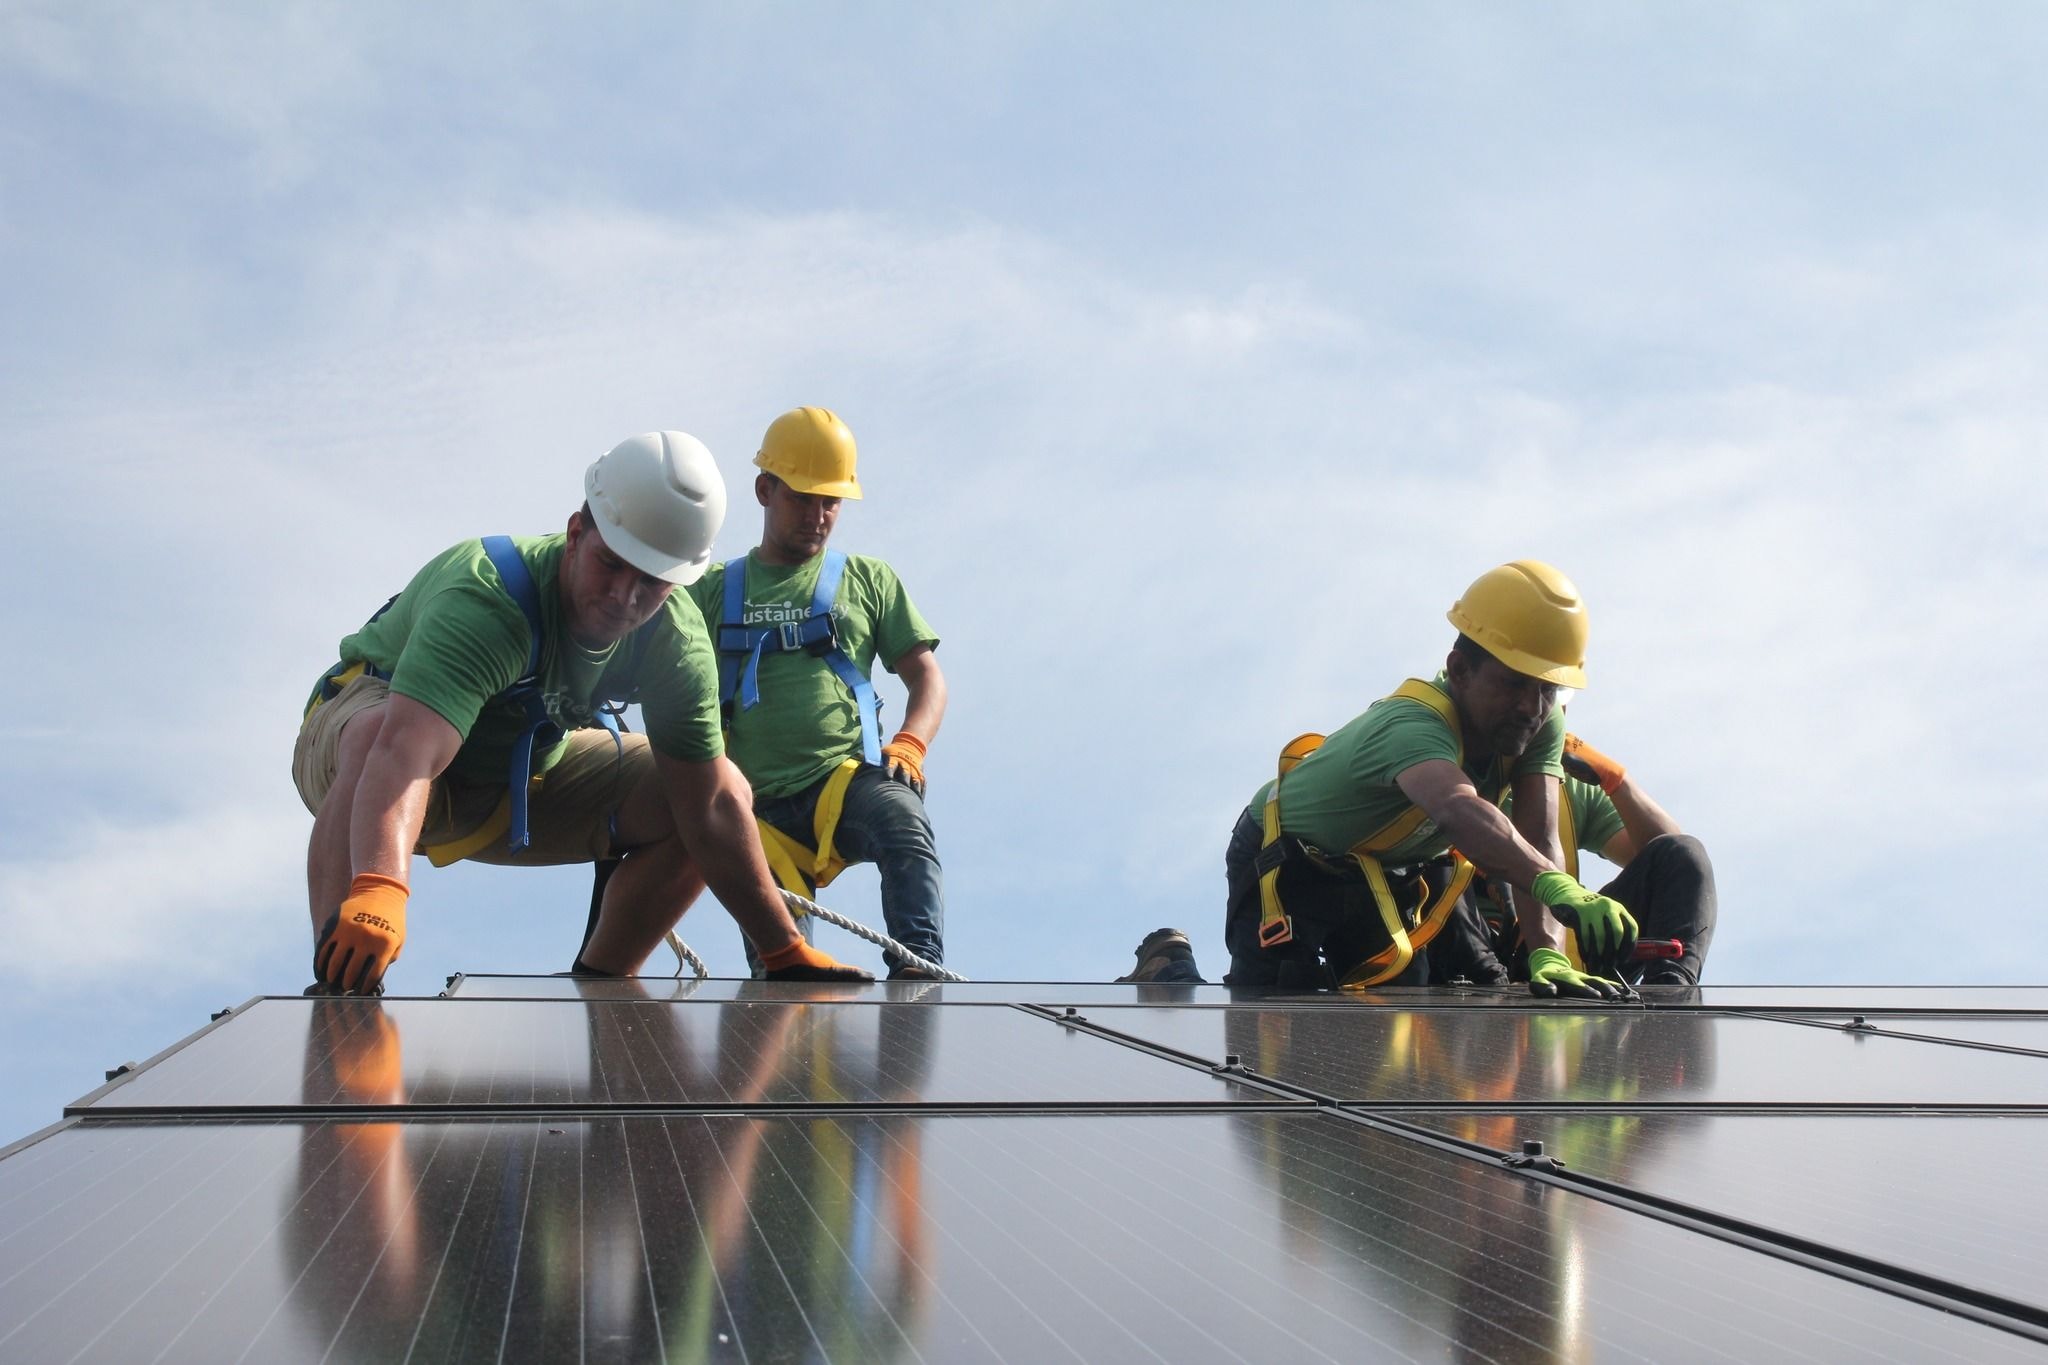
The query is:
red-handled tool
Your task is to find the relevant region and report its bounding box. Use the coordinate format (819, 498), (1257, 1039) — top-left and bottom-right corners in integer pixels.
(1631, 939), (1684, 961)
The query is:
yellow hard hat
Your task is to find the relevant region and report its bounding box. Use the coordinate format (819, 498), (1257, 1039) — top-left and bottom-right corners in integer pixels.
(1446, 560), (1590, 688)
(754, 406), (862, 499)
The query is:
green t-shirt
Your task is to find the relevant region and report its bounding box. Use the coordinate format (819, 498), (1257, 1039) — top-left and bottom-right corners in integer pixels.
(335, 535), (724, 784)
(1253, 672), (1567, 865)
(687, 550), (939, 799)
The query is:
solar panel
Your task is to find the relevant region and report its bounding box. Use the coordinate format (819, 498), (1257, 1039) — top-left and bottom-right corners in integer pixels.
(70, 997), (1286, 1115)
(1055, 1004), (2048, 1108)
(439, 973), (1243, 1006)
(11, 977), (2048, 1361)
(3, 1113), (2040, 1363)
(1397, 1111), (2048, 1313)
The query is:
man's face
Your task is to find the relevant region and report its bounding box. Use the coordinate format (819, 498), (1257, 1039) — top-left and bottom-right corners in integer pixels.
(1449, 650), (1561, 758)
(560, 512), (674, 646)
(757, 473), (841, 562)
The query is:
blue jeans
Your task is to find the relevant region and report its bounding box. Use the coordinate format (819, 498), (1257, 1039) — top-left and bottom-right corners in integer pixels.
(753, 764), (946, 972)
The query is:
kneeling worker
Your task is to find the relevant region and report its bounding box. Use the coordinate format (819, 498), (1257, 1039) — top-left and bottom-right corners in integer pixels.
(688, 408), (949, 977)
(293, 430), (872, 993)
(1225, 561), (1638, 999)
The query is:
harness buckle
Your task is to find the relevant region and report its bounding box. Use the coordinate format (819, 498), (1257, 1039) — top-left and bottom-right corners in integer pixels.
(777, 621), (805, 652)
(1257, 918), (1294, 948)
(1251, 841), (1291, 877)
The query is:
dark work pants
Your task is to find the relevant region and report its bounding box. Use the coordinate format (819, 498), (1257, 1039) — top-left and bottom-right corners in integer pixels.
(1600, 834), (1716, 986)
(1222, 806), (1433, 992)
(750, 763), (946, 974)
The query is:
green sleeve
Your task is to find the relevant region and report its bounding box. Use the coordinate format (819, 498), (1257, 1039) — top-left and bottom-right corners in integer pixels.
(684, 563), (724, 629)
(629, 595), (727, 763)
(1347, 698), (1461, 788)
(1568, 779), (1626, 855)
(1511, 707), (1568, 779)
(384, 584), (530, 739)
(854, 557), (939, 674)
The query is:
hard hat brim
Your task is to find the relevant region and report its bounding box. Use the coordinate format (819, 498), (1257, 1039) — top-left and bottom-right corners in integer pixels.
(753, 454), (862, 500)
(1478, 643), (1587, 690)
(590, 512), (711, 586)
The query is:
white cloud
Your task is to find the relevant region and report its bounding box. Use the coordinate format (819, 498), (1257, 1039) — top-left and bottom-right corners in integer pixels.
(5, 197), (2046, 996)
(0, 805), (306, 983)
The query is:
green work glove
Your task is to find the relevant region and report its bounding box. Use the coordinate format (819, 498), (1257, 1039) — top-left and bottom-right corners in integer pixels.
(1527, 947), (1629, 1001)
(1530, 870), (1638, 968)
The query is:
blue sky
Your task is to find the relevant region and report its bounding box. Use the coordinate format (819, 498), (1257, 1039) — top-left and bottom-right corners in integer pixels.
(3, 2), (2046, 1143)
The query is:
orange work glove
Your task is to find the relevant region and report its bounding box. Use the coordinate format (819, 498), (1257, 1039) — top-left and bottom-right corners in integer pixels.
(1561, 734), (1627, 794)
(880, 730), (928, 796)
(315, 872), (409, 995)
(760, 936), (874, 982)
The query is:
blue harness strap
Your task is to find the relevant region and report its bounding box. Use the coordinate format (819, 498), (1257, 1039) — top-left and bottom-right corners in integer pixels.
(480, 535), (559, 852)
(716, 549), (883, 765)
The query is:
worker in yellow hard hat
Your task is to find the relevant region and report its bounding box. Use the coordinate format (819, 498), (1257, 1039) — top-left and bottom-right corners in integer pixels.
(1221, 561), (1639, 999)
(687, 408), (950, 977)
(292, 431), (872, 994)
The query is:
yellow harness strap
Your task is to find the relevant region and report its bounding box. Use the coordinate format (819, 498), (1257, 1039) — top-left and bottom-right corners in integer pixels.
(1256, 680), (1509, 987)
(755, 759), (862, 912)
(423, 790), (520, 868)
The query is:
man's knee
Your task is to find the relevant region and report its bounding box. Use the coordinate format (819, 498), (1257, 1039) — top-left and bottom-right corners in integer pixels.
(1642, 832), (1710, 872)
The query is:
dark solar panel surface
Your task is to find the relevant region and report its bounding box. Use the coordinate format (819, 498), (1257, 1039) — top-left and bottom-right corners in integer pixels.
(1063, 1003), (2048, 1107)
(440, 973), (1243, 1006)
(1398, 1111), (2048, 1312)
(9, 981), (2048, 1362)
(74, 997), (1274, 1113)
(4, 1114), (2043, 1364)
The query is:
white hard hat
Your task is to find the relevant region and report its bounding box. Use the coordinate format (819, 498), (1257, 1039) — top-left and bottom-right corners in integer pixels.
(583, 431), (727, 585)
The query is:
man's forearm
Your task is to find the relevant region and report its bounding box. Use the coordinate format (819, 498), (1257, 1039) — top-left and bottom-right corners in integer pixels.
(679, 781), (805, 952)
(1429, 791), (1568, 952)
(894, 652), (947, 744)
(899, 682), (945, 744)
(347, 762), (436, 882)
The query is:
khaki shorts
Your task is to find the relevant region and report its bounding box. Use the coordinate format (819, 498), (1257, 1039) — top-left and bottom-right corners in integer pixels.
(293, 671), (655, 866)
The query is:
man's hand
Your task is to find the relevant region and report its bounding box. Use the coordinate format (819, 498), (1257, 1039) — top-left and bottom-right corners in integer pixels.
(880, 730), (928, 796)
(760, 936), (874, 983)
(1561, 734), (1626, 794)
(1527, 947), (1630, 1001)
(1530, 870), (1638, 968)
(315, 873), (409, 994)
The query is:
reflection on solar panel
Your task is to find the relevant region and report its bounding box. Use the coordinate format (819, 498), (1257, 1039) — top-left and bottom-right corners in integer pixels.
(6, 978), (2047, 1361)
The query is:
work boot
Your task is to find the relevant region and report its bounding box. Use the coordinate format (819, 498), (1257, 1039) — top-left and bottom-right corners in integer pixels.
(1118, 928), (1201, 983)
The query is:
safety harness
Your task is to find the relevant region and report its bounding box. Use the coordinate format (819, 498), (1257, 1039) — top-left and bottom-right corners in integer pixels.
(307, 536), (632, 866)
(714, 550), (886, 913)
(716, 549), (882, 765)
(1253, 679), (1510, 988)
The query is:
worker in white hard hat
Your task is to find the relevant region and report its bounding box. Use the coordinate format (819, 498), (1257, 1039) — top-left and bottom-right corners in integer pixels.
(688, 408), (950, 977)
(291, 431), (872, 993)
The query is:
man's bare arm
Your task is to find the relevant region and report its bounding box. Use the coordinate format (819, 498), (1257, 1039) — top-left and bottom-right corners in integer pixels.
(348, 695), (464, 881)
(655, 752), (808, 952)
(890, 644), (946, 744)
(1506, 771), (1570, 954)
(1395, 760), (1556, 888)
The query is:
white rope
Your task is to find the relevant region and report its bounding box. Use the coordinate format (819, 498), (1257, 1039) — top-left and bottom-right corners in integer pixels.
(663, 930), (710, 980)
(780, 888), (967, 981)
(661, 890), (965, 982)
